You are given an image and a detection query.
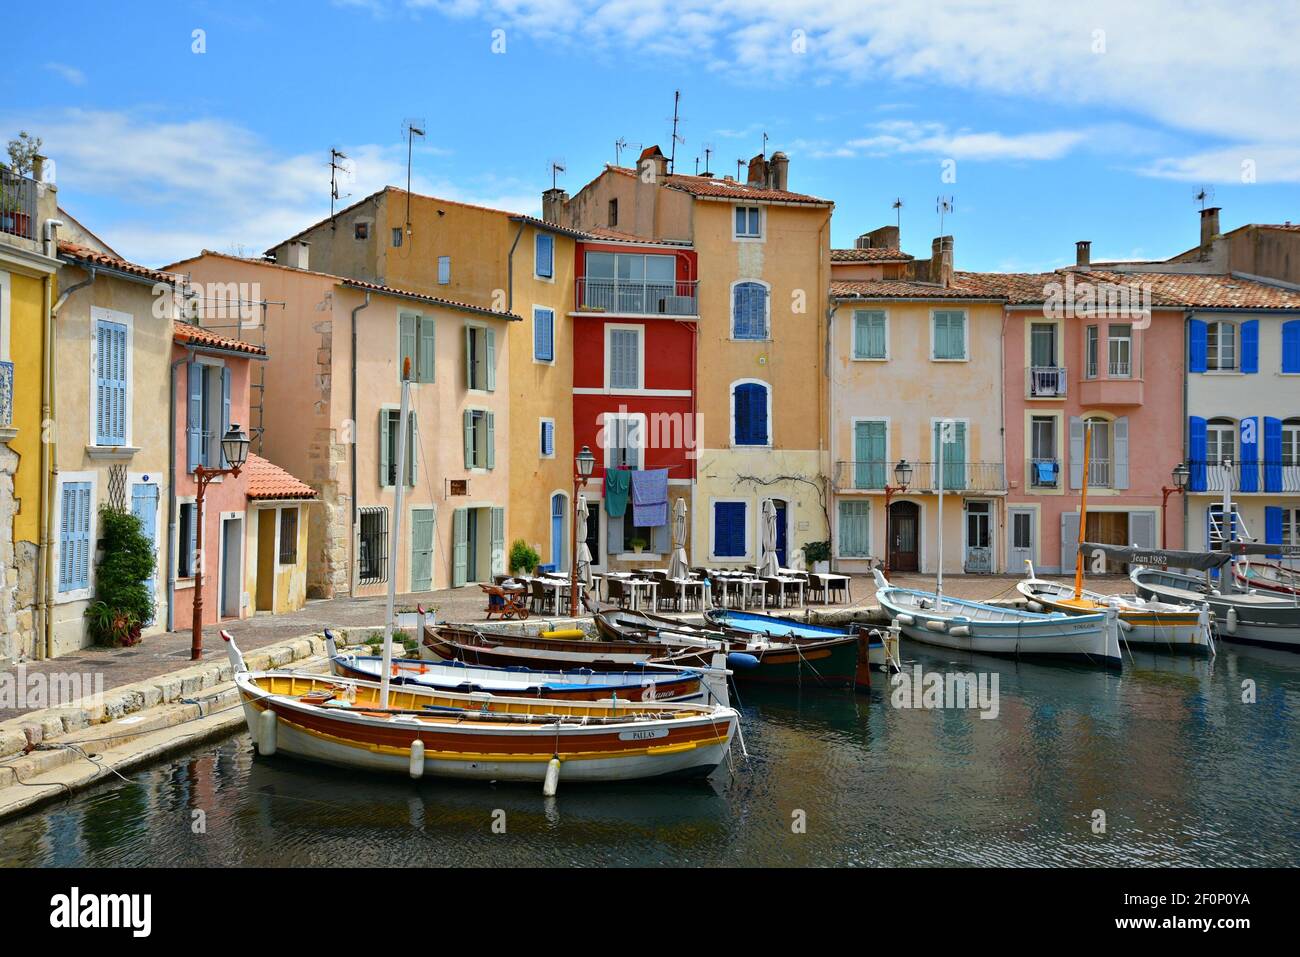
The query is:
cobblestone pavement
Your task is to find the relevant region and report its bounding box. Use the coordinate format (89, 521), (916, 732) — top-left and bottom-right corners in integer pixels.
(0, 572), (1133, 719)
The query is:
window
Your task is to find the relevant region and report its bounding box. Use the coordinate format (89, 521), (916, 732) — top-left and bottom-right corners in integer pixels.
(463, 409), (495, 469)
(583, 252), (676, 313)
(713, 501), (747, 557)
(354, 221), (369, 241)
(391, 227), (403, 248)
(853, 420), (887, 489)
(606, 326), (642, 390)
(603, 414), (643, 469)
(535, 233), (554, 279)
(533, 307), (554, 362)
(608, 198), (618, 227)
(465, 325), (495, 391)
(539, 418), (555, 458)
(379, 409), (418, 486)
(1030, 322), (1058, 368)
(838, 501), (871, 557)
(732, 282), (769, 340)
(1012, 512), (1032, 551)
(852, 310), (888, 359)
(176, 501), (197, 578)
(58, 481), (92, 592)
(611, 509), (669, 556)
(437, 256), (451, 285)
(1282, 507), (1300, 547)
(399, 313), (436, 382)
(1207, 503), (1237, 548)
(932, 310), (967, 360)
(278, 508), (298, 564)
(93, 313), (130, 446)
(185, 362), (230, 472)
(734, 206), (761, 239)
(358, 507), (388, 584)
(1086, 416), (1112, 487)
(1030, 415), (1058, 488)
(1085, 325), (1099, 378)
(1207, 418), (1235, 465)
(1283, 419), (1300, 466)
(1207, 321), (1236, 371)
(732, 381), (770, 447)
(1108, 324), (1132, 377)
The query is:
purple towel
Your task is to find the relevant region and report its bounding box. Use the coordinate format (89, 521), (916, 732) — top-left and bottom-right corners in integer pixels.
(630, 468), (668, 527)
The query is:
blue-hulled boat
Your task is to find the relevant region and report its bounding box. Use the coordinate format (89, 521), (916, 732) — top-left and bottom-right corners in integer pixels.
(704, 608), (898, 673)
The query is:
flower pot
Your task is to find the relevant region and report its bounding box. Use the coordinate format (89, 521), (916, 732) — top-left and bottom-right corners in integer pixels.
(813, 560), (830, 574)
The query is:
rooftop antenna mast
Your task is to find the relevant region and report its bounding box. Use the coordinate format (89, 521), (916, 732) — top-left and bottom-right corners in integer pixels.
(892, 197), (904, 229)
(550, 159), (566, 190)
(615, 137), (628, 166)
(762, 131), (769, 158)
(403, 118), (426, 236)
(1195, 185), (1215, 210)
(703, 144), (713, 175)
(329, 148), (350, 225)
(668, 90), (684, 174)
(736, 158), (744, 180)
(936, 195), (955, 234)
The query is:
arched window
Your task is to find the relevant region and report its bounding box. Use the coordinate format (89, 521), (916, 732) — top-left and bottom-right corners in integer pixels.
(732, 282), (769, 339)
(732, 380), (770, 446)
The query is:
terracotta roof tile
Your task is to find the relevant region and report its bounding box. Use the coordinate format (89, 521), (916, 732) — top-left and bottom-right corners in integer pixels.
(58, 241), (183, 285)
(581, 225), (693, 247)
(607, 165), (832, 206)
(831, 247), (914, 263)
(243, 453), (317, 501)
(173, 323), (268, 356)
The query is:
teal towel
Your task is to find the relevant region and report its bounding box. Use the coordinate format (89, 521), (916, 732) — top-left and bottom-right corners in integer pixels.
(605, 468), (631, 517)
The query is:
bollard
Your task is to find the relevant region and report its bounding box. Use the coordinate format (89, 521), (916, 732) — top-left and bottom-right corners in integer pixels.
(409, 739), (425, 779)
(258, 709), (278, 756)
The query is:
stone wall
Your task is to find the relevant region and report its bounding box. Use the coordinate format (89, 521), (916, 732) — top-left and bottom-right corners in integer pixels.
(0, 444), (37, 662)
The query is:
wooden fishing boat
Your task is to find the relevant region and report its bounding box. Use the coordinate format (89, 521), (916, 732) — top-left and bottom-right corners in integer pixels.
(592, 608), (730, 643)
(874, 568), (1123, 668)
(1234, 560), (1300, 597)
(224, 632), (738, 786)
(1017, 561), (1213, 656)
(325, 631), (716, 704)
(703, 608), (899, 674)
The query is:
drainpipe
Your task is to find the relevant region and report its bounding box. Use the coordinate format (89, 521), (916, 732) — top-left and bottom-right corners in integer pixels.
(42, 257), (93, 659)
(506, 221), (525, 314)
(165, 355), (188, 631)
(1183, 311), (1192, 549)
(350, 292), (371, 595)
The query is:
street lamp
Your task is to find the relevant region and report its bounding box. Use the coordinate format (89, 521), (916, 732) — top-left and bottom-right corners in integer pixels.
(882, 459), (912, 573)
(191, 424), (250, 660)
(569, 445), (596, 617)
(1160, 462), (1189, 549)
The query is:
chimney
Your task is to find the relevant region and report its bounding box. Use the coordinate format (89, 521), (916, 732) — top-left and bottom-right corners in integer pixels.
(746, 153), (768, 187)
(542, 187), (568, 225)
(1075, 240), (1091, 269)
(929, 236), (953, 287)
(769, 151), (789, 191)
(857, 225), (900, 250)
(637, 145), (668, 183)
(1200, 206), (1221, 251)
(285, 240), (310, 270)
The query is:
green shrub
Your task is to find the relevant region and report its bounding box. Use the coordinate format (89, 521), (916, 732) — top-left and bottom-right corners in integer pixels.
(85, 506), (155, 646)
(801, 540), (832, 564)
(509, 538), (540, 574)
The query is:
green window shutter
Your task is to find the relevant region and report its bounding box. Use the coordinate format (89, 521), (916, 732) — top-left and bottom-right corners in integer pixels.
(464, 324), (474, 388)
(838, 501), (871, 557)
(490, 507), (505, 576)
(934, 421), (967, 489)
(854, 311), (886, 359)
(410, 509), (435, 591)
(463, 410), (473, 469)
(379, 409), (393, 487)
(452, 508), (468, 587)
(934, 311), (966, 359)
(399, 314), (416, 378)
(418, 317), (436, 382)
(485, 411), (496, 469)
(854, 421), (886, 488)
(485, 328), (496, 392)
(406, 411), (418, 485)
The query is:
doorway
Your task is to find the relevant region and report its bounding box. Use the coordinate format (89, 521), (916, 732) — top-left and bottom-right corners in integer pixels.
(1008, 507), (1035, 573)
(888, 501), (920, 572)
(220, 516), (242, 619)
(964, 500), (993, 573)
(551, 493), (567, 570)
(772, 498), (788, 567)
(130, 482), (159, 624)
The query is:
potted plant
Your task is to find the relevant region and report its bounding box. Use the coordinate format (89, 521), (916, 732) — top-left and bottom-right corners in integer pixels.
(628, 536), (648, 554)
(802, 540), (832, 575)
(2, 132), (41, 238)
(508, 538), (541, 575)
(84, 505), (155, 647)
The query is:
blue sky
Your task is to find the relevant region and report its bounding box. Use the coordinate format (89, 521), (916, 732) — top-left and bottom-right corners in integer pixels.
(5, 0), (1298, 269)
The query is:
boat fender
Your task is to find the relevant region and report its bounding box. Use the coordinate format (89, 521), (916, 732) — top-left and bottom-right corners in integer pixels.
(1026, 601), (1043, 613)
(924, 619), (947, 633)
(541, 629), (585, 640)
(409, 739), (425, 779)
(1118, 618), (1133, 632)
(727, 652), (760, 670)
(895, 613), (915, 626)
(949, 625), (971, 637)
(1226, 607), (1238, 634)
(543, 756), (562, 797)
(258, 709), (277, 757)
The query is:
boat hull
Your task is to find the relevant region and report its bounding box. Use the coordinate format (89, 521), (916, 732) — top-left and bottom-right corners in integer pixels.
(1132, 568), (1300, 650)
(1016, 580), (1213, 656)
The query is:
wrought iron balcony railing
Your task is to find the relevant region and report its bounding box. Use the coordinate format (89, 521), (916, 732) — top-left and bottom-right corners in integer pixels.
(1027, 457), (1060, 488)
(1188, 460), (1300, 494)
(575, 277), (698, 316)
(834, 460), (1006, 493)
(1027, 366), (1067, 397)
(0, 168), (37, 242)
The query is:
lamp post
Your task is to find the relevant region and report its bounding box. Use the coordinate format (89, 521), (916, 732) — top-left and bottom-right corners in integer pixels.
(191, 424), (250, 660)
(569, 445), (596, 617)
(881, 458), (913, 573)
(1160, 462), (1189, 549)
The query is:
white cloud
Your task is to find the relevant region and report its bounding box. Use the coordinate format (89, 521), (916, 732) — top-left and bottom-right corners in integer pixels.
(44, 63), (86, 86)
(6, 109), (539, 266)
(1142, 144), (1300, 184)
(843, 120), (1085, 162)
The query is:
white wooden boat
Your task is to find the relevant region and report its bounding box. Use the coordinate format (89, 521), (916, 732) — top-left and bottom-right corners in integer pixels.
(1131, 560), (1300, 651)
(224, 632), (739, 786)
(1017, 561), (1213, 656)
(874, 569), (1122, 668)
(1233, 560), (1300, 597)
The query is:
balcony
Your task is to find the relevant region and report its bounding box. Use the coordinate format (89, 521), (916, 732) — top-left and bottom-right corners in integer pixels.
(1188, 460), (1300, 494)
(1079, 370), (1143, 406)
(0, 168), (37, 242)
(1027, 457), (1061, 489)
(575, 277), (698, 317)
(1026, 366), (1067, 398)
(834, 460), (1006, 493)
(0, 360), (12, 432)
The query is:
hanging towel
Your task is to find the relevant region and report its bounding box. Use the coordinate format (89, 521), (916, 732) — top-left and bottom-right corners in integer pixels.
(604, 467), (631, 518)
(631, 468), (669, 528)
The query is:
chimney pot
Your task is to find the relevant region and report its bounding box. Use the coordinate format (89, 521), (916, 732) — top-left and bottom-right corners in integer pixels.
(1076, 240), (1091, 268)
(285, 240), (310, 270)
(1200, 206), (1222, 251)
(746, 153), (768, 187)
(542, 187), (569, 225)
(769, 151), (789, 191)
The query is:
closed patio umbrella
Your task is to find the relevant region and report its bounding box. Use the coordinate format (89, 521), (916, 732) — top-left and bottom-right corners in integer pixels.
(759, 498), (780, 578)
(668, 497), (689, 579)
(575, 493), (593, 586)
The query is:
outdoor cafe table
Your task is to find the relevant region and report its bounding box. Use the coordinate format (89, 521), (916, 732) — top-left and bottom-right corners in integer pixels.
(672, 577), (710, 611)
(533, 574), (574, 615)
(710, 573), (765, 610)
(770, 575), (805, 608)
(808, 572), (851, 604)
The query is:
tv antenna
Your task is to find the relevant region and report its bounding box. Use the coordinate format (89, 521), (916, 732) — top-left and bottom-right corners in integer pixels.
(549, 158), (566, 190)
(703, 144), (713, 175)
(736, 158), (745, 180)
(402, 118), (426, 236)
(1195, 185), (1216, 210)
(614, 137), (628, 166)
(329, 148), (350, 224)
(892, 197), (904, 229)
(667, 90), (684, 174)
(761, 132), (769, 158)
(936, 195), (955, 233)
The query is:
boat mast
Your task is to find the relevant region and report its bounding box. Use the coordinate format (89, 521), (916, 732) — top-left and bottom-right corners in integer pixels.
(1073, 424), (1091, 600)
(936, 419), (949, 609)
(381, 358), (414, 708)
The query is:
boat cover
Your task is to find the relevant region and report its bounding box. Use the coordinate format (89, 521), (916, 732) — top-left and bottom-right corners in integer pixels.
(1080, 542), (1231, 571)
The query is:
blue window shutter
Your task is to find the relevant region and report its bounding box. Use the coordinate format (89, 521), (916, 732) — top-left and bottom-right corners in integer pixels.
(1189, 416), (1207, 492)
(534, 308), (553, 361)
(536, 234), (553, 278)
(1264, 506), (1283, 559)
(752, 384), (768, 444)
(1239, 417), (1259, 492)
(220, 366), (231, 468)
(95, 321), (128, 445)
(1240, 319), (1259, 373)
(1189, 319), (1208, 373)
(714, 502), (745, 557)
(60, 482), (91, 591)
(1283, 320), (1300, 373)
(186, 362), (203, 473)
(733, 283), (765, 339)
(1263, 417), (1283, 492)
(541, 420), (554, 456)
(734, 382), (767, 445)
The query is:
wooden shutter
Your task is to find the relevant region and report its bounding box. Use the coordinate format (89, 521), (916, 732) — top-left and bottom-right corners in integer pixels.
(1188, 319), (1208, 373)
(1265, 506), (1284, 559)
(541, 419), (554, 456)
(1241, 319), (1259, 374)
(463, 410), (473, 469)
(490, 507), (505, 576)
(1188, 416), (1208, 491)
(452, 508), (468, 587)
(536, 233), (553, 278)
(186, 362), (204, 472)
(1264, 417), (1283, 492)
(96, 320), (128, 445)
(1068, 416), (1085, 489)
(219, 366), (231, 467)
(410, 509), (435, 591)
(417, 316), (436, 382)
(1283, 321), (1300, 374)
(714, 502), (745, 557)
(534, 308), (553, 361)
(1059, 511), (1080, 574)
(60, 482), (92, 592)
(464, 325), (474, 388)
(1239, 417), (1259, 492)
(485, 411), (495, 469)
(379, 409), (393, 487)
(485, 328), (496, 391)
(1129, 511), (1155, 549)
(406, 411), (418, 486)
(399, 313), (416, 378)
(1113, 416), (1130, 490)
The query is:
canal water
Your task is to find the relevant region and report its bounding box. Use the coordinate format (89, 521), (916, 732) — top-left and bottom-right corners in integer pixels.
(3, 640), (1298, 867)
